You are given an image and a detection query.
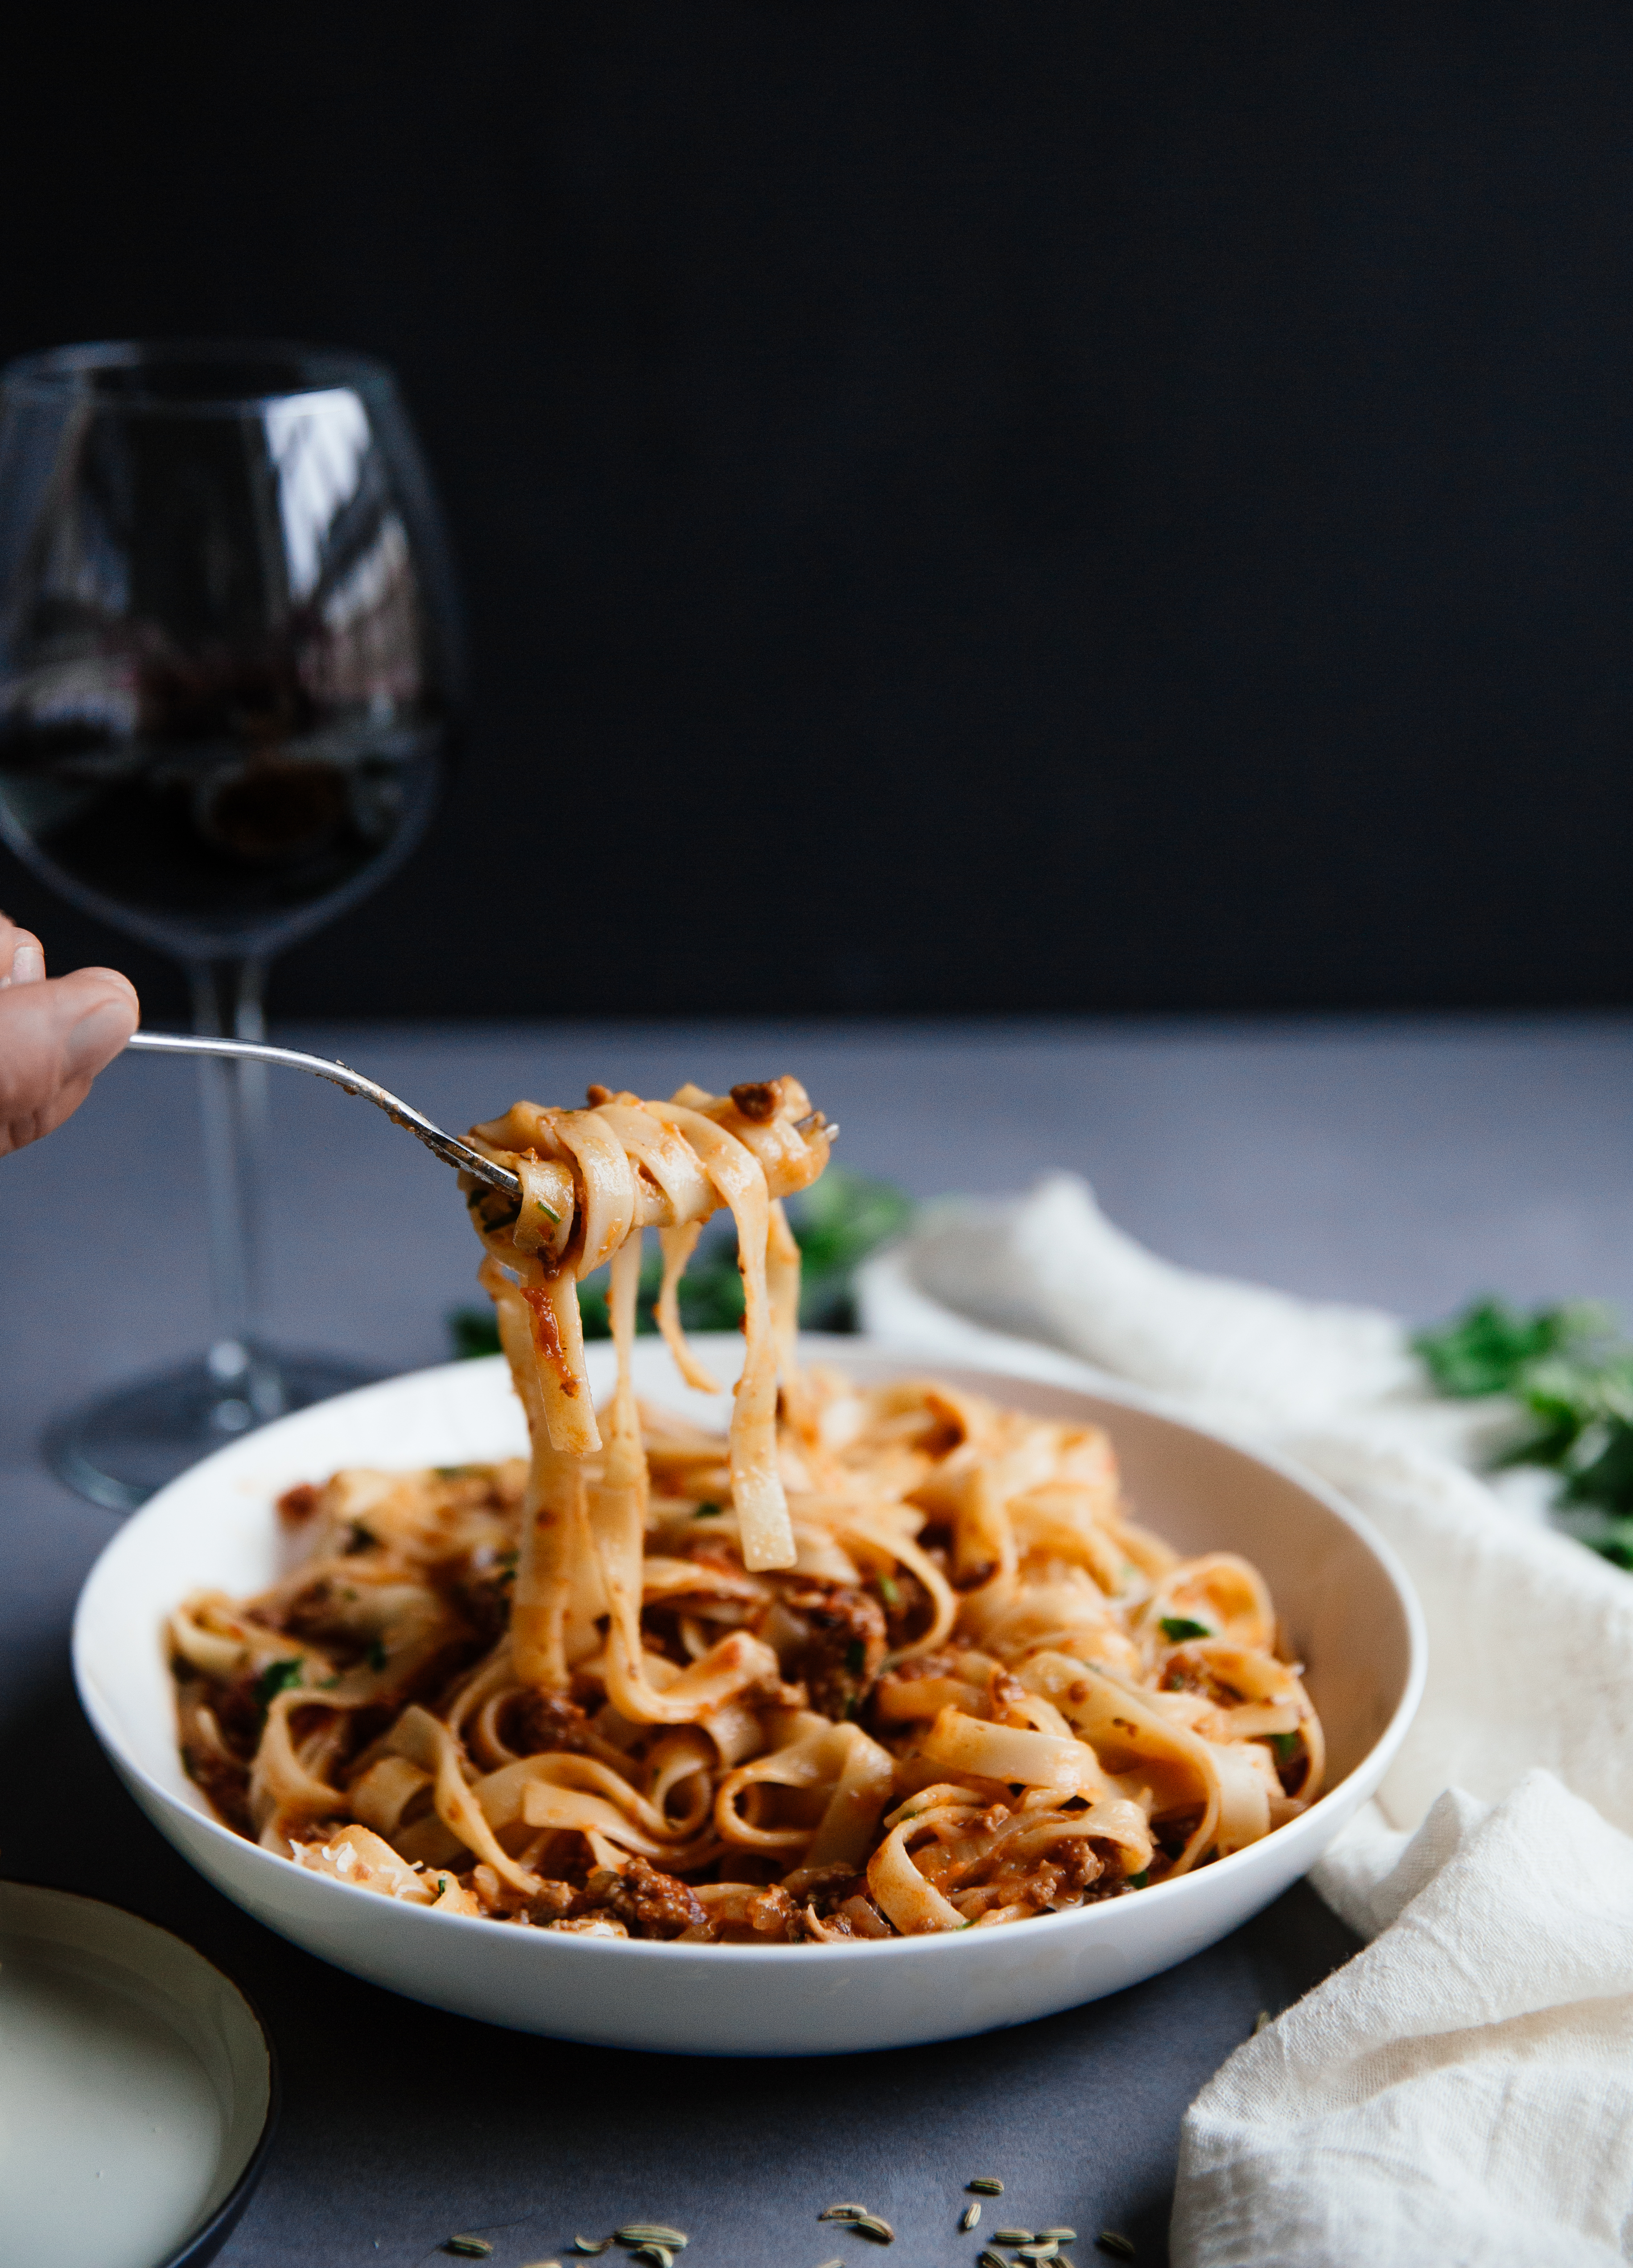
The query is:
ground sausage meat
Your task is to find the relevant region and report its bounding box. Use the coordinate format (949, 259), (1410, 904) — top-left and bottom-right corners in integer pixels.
(775, 1580), (887, 1720)
(507, 1689), (596, 1755)
(574, 1858), (709, 1939)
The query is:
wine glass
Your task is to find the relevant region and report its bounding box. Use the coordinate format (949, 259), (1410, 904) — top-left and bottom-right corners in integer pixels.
(0, 340), (462, 1509)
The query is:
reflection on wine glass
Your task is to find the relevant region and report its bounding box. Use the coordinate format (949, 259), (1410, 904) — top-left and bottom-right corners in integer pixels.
(0, 340), (462, 1509)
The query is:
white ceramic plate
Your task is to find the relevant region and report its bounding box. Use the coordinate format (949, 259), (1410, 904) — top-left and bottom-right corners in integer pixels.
(74, 1336), (1424, 2058)
(0, 1880), (276, 2268)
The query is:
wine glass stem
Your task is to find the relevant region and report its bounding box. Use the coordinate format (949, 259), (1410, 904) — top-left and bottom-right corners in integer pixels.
(188, 955), (278, 1414)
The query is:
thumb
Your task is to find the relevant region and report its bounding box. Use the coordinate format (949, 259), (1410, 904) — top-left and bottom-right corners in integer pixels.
(0, 967), (140, 1155)
(59, 969), (141, 1078)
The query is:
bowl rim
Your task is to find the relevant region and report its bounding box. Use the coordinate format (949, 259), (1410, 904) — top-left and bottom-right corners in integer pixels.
(74, 1342), (1427, 1972)
(0, 1874), (281, 2266)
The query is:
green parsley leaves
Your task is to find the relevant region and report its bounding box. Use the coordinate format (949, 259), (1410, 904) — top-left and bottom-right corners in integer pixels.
(253, 1658), (304, 1711)
(447, 1306), (502, 1360)
(1412, 1297), (1615, 1400)
(1414, 1295), (1633, 1568)
(1159, 1616), (1211, 1642)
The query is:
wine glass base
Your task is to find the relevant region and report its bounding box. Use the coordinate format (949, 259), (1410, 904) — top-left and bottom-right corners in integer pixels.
(44, 1350), (387, 1514)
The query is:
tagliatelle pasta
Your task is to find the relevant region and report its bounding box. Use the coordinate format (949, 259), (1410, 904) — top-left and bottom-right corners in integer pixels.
(168, 1074), (1324, 1943)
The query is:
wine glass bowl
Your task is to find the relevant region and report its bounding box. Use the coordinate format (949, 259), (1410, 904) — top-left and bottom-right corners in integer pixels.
(0, 340), (461, 1509)
(0, 341), (455, 958)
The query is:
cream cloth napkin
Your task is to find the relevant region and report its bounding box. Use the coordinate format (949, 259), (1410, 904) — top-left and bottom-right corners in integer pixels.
(856, 1173), (1633, 2267)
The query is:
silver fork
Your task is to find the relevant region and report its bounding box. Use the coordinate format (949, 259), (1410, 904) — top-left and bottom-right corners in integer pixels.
(123, 1032), (836, 1200)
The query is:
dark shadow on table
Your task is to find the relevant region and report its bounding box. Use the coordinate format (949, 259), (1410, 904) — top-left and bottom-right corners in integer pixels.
(3, 1662), (1360, 2267)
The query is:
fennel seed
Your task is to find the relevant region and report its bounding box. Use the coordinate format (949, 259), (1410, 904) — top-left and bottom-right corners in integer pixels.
(960, 2202), (981, 2231)
(819, 2203), (867, 2220)
(1039, 2233), (1078, 2245)
(994, 2233), (1034, 2247)
(850, 2214), (895, 2243)
(968, 2177), (1005, 2195)
(444, 2243), (493, 2260)
(1096, 2235), (1137, 2261)
(616, 2231), (688, 2250)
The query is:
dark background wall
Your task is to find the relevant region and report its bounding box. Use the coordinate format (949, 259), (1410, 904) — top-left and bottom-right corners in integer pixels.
(3, 3), (1632, 1022)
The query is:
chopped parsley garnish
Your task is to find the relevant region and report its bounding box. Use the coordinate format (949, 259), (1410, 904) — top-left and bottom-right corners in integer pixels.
(534, 1198), (560, 1222)
(253, 1658), (304, 1709)
(365, 1638), (388, 1673)
(693, 1501), (723, 1518)
(876, 1573), (900, 1609)
(1270, 1730), (1301, 1761)
(1127, 1869), (1150, 1889)
(1159, 1616), (1211, 1642)
(844, 1638), (867, 1675)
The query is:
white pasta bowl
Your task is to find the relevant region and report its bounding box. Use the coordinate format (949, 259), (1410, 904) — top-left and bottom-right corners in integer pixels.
(74, 1337), (1424, 2058)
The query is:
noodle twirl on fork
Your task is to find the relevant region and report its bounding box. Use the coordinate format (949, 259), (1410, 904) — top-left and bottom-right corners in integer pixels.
(169, 1076), (1323, 1941)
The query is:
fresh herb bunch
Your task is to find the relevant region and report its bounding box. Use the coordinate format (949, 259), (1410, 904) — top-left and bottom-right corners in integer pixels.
(1412, 1296), (1617, 1400)
(1413, 1296), (1633, 1568)
(448, 1308), (503, 1359)
(447, 1165), (911, 1361)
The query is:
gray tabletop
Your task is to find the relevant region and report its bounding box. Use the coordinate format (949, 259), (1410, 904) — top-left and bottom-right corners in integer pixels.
(4, 1015), (1630, 2265)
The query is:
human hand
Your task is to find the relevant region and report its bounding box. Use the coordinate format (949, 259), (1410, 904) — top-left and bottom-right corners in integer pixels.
(0, 913), (140, 1157)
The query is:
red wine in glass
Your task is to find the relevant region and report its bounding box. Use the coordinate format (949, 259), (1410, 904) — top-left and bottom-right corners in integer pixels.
(0, 341), (461, 1508)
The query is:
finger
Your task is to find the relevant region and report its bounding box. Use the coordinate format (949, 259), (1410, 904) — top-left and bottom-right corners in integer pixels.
(0, 920), (45, 989)
(63, 989), (141, 1079)
(0, 970), (140, 1156)
(67, 965), (139, 1018)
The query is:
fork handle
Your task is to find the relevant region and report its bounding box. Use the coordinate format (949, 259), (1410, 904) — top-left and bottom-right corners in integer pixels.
(122, 1031), (523, 1197)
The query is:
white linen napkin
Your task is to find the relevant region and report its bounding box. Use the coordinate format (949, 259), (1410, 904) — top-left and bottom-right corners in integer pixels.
(856, 1173), (1633, 2266)
(1176, 1771), (1633, 2268)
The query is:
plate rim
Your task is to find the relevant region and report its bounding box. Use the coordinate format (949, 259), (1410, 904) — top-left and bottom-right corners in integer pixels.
(0, 1873), (281, 2267)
